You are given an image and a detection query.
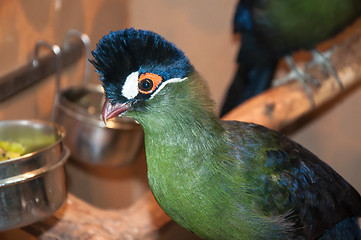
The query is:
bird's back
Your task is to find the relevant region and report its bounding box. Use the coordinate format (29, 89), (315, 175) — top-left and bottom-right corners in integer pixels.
(222, 120), (361, 239)
(237, 0), (361, 60)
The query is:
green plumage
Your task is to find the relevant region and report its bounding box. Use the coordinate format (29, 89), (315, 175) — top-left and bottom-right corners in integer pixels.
(91, 28), (361, 239)
(221, 0), (361, 116)
(124, 71), (361, 239)
(126, 72), (285, 239)
(251, 0), (361, 54)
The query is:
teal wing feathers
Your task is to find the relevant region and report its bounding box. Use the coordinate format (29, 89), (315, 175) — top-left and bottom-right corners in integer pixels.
(222, 121), (361, 239)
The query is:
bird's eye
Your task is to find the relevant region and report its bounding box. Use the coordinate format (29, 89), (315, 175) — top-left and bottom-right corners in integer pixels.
(138, 73), (163, 94)
(138, 78), (153, 92)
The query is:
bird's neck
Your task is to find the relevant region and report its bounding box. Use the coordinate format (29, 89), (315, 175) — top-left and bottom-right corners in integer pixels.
(132, 75), (230, 229)
(128, 72), (228, 183)
(141, 100), (226, 162)
(139, 74), (226, 160)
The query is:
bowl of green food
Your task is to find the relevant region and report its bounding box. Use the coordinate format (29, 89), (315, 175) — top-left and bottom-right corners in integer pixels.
(0, 120), (69, 231)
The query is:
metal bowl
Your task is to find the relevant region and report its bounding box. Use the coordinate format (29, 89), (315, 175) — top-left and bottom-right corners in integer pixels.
(0, 120), (69, 231)
(54, 84), (144, 166)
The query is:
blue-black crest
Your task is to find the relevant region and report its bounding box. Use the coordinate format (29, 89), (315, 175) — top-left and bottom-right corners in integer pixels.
(90, 28), (193, 102)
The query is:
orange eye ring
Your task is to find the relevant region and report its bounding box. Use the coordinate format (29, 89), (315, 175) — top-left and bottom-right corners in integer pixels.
(138, 73), (163, 94)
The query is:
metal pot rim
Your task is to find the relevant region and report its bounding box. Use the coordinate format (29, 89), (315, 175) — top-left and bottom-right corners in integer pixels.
(0, 119), (67, 186)
(0, 119), (66, 160)
(0, 147), (69, 187)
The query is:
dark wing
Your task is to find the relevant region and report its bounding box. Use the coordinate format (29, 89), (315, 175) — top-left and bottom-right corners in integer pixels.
(220, 0), (278, 116)
(223, 120), (361, 239)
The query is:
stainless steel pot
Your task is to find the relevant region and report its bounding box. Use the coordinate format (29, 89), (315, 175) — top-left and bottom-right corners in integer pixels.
(53, 30), (143, 167)
(0, 120), (69, 231)
(54, 84), (143, 166)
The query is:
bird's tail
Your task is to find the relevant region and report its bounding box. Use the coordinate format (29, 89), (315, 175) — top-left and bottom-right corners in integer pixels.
(220, 59), (278, 117)
(317, 217), (361, 240)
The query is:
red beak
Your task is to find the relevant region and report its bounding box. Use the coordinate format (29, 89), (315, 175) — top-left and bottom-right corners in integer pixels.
(102, 98), (130, 125)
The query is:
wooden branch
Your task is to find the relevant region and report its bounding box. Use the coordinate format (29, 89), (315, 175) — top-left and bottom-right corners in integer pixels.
(23, 27), (361, 239)
(223, 30), (361, 130)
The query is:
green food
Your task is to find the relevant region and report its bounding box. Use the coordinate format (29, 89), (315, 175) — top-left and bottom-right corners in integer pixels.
(0, 141), (26, 161)
(19, 135), (57, 153)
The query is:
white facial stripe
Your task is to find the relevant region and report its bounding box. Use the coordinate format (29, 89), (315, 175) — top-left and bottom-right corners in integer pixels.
(122, 71), (187, 100)
(150, 77), (188, 99)
(122, 71), (139, 99)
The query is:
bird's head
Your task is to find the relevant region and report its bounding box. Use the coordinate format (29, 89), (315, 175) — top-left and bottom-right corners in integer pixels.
(90, 28), (199, 124)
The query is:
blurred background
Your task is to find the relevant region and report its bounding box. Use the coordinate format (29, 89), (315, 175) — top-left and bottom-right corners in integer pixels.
(0, 0), (360, 239)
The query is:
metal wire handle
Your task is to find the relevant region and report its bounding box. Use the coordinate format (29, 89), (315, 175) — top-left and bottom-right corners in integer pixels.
(63, 29), (91, 86)
(32, 40), (61, 122)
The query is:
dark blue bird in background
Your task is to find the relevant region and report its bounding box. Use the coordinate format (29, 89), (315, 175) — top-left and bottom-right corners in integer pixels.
(220, 0), (361, 117)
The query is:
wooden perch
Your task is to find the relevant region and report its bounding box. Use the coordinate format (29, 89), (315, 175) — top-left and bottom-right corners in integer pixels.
(23, 29), (361, 239)
(223, 30), (361, 129)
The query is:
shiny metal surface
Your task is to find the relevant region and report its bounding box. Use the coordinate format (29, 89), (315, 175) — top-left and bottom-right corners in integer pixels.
(0, 120), (69, 231)
(54, 84), (144, 166)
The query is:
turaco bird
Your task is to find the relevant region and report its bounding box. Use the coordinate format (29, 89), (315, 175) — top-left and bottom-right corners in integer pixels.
(90, 28), (361, 240)
(220, 0), (361, 116)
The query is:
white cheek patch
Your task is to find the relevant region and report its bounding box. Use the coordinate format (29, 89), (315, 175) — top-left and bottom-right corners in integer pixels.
(122, 71), (139, 99)
(150, 77), (188, 99)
